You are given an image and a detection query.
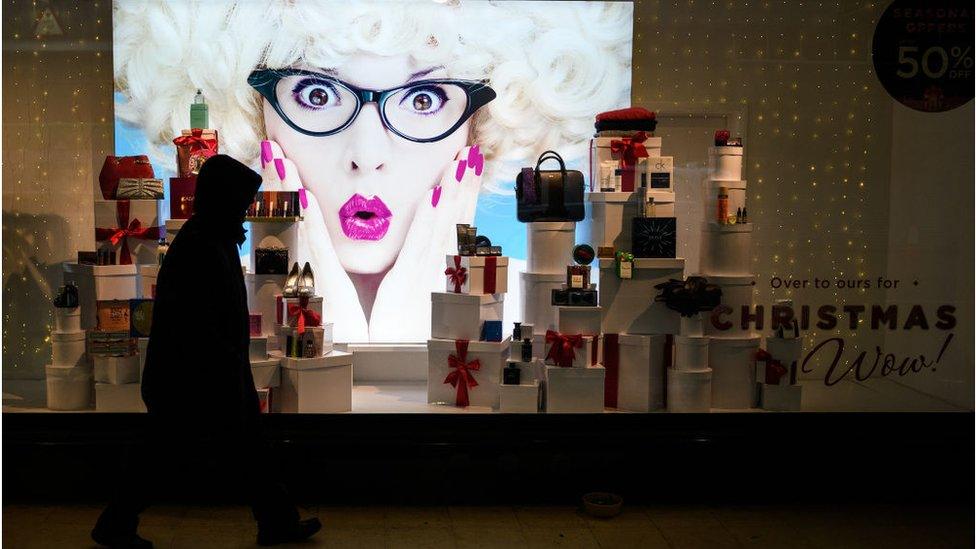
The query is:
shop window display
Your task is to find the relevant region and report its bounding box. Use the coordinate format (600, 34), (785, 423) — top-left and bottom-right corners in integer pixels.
(2, 0), (971, 415)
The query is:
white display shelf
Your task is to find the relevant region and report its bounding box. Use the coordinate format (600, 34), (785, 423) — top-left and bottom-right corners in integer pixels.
(597, 257), (685, 270)
(586, 190), (676, 203)
(701, 222), (753, 233)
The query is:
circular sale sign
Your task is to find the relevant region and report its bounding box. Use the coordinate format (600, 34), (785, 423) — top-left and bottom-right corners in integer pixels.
(872, 0), (974, 113)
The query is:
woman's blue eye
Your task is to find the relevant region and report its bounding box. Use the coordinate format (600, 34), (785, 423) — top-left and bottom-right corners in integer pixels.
(292, 79), (340, 110)
(400, 86), (448, 115)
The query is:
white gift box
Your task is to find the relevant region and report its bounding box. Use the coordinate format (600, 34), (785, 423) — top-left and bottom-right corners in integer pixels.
(251, 356), (281, 388)
(498, 381), (540, 413)
(707, 145), (744, 181)
(519, 272), (564, 331)
(245, 273), (285, 337)
(95, 382), (147, 412)
(444, 255), (509, 295)
(702, 275), (757, 338)
(247, 221), (298, 274)
(94, 199), (161, 265)
(674, 335), (709, 371)
(427, 338), (509, 408)
(643, 156), (674, 190)
(278, 351), (353, 413)
(589, 136), (663, 189)
(526, 222), (575, 275)
(278, 323), (335, 357)
(597, 257), (684, 335)
(164, 218), (186, 244)
(556, 306), (602, 336)
(584, 191), (675, 253)
(63, 263), (139, 329)
(667, 368), (712, 412)
(509, 338), (535, 363)
(282, 296), (324, 328)
(51, 330), (87, 368)
(54, 307), (81, 333)
(431, 292), (505, 341)
(709, 336), (760, 409)
(545, 365), (605, 413)
(93, 354), (141, 385)
(539, 333), (596, 369)
(138, 264), (160, 299)
(45, 364), (92, 411)
(249, 336), (268, 362)
(614, 334), (668, 412)
(700, 223), (753, 277)
(760, 383), (803, 411)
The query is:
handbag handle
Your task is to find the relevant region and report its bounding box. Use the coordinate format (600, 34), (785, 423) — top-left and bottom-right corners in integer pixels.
(535, 150), (567, 174)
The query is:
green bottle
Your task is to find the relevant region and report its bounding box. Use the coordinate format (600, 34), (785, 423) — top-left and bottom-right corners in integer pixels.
(190, 89), (208, 129)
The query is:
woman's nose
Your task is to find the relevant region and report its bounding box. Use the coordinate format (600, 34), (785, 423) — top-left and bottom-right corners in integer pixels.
(342, 104), (389, 173)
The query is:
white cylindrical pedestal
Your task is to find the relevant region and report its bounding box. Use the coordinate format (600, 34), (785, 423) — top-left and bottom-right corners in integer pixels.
(526, 222), (575, 275)
(54, 307), (81, 333)
(46, 364), (92, 411)
(700, 223), (753, 276)
(667, 368), (711, 412)
(709, 336), (760, 409)
(674, 335), (708, 371)
(519, 272), (564, 331)
(702, 274), (756, 338)
(247, 222), (299, 273)
(707, 146), (744, 181)
(680, 313), (704, 337)
(51, 330), (87, 368)
(246, 273), (286, 337)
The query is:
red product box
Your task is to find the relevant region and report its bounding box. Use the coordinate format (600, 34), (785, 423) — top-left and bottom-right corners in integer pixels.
(169, 176), (197, 219)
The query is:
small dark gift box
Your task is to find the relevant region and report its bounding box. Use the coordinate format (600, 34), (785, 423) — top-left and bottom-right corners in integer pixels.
(631, 217), (677, 258)
(254, 247), (289, 275)
(551, 288), (598, 307)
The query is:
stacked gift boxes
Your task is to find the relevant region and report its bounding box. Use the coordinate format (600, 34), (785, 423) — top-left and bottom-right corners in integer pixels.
(756, 299), (804, 411)
(691, 131), (762, 411)
(46, 285), (92, 410)
(428, 226), (511, 409)
(581, 110), (686, 412)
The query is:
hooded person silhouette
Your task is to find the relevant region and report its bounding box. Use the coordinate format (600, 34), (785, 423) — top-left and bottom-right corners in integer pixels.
(92, 155), (321, 548)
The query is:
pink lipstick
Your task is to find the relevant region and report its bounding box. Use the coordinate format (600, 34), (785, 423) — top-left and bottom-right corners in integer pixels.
(339, 193), (392, 241)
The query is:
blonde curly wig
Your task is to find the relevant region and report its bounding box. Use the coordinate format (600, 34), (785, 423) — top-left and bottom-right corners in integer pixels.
(113, 0), (633, 193)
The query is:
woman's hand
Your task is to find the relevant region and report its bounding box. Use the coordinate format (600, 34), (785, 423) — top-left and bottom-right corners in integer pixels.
(368, 145), (484, 342)
(260, 140), (369, 342)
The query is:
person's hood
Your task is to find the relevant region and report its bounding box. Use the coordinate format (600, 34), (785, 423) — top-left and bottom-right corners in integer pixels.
(191, 154), (261, 244)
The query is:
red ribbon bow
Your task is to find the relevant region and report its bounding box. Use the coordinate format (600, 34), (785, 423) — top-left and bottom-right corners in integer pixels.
(756, 349), (788, 385)
(94, 200), (162, 264)
(172, 128), (218, 153)
(545, 330), (584, 368)
(287, 299), (322, 335)
(444, 339), (480, 407)
(445, 255), (468, 293)
(609, 131), (650, 192)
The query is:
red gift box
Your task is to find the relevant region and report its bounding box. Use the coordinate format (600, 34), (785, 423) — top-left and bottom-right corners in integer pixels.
(173, 129), (218, 178)
(169, 176), (196, 219)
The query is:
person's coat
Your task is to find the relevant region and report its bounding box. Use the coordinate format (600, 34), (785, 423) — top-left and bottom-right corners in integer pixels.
(141, 154), (262, 431)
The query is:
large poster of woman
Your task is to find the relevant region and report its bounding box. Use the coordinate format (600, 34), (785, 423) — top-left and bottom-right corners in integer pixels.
(113, 0), (633, 342)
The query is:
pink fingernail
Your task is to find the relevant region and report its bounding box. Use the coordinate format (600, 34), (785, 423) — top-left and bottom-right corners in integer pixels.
(455, 160), (467, 182)
(260, 141), (273, 167)
(274, 158), (286, 180)
(470, 145), (484, 176)
(431, 185), (442, 207)
(298, 188), (309, 209)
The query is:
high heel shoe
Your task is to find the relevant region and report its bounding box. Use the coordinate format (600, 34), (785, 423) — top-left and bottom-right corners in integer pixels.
(297, 261), (315, 297)
(283, 262), (301, 297)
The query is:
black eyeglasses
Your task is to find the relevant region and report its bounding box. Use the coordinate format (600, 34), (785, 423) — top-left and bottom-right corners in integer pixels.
(248, 68), (496, 143)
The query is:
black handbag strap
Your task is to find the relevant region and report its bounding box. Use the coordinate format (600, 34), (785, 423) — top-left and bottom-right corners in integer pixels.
(534, 150), (568, 218)
(535, 150), (567, 173)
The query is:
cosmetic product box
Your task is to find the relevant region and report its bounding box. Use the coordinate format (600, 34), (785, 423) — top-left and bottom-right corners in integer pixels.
(551, 288), (598, 307)
(589, 135), (662, 192)
(498, 381), (541, 413)
(631, 217), (677, 258)
(277, 351), (353, 413)
(481, 320), (503, 342)
(427, 338), (510, 409)
(96, 300), (131, 333)
(169, 176), (196, 219)
(444, 255), (509, 295)
(280, 324), (335, 358)
(545, 365), (605, 413)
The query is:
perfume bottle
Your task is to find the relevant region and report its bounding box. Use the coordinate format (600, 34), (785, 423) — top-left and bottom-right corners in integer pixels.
(741, 207), (748, 224)
(521, 337), (533, 362)
(190, 89), (208, 129)
(645, 195), (656, 218)
(736, 207), (742, 224)
(717, 187), (729, 224)
(513, 322), (522, 341)
(157, 239), (168, 265)
(503, 362), (521, 385)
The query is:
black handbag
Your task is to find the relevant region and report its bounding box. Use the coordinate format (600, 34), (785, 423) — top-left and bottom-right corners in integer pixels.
(515, 150), (584, 222)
